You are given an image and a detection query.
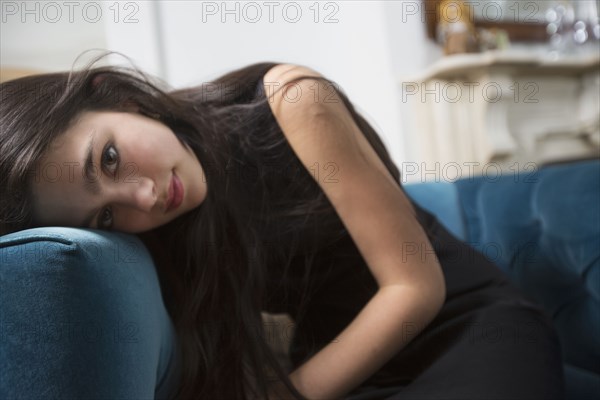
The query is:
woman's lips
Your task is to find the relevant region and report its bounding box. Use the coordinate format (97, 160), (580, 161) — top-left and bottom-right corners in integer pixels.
(165, 172), (184, 213)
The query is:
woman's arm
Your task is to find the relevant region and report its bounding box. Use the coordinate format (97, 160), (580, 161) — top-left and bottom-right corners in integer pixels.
(263, 64), (446, 399)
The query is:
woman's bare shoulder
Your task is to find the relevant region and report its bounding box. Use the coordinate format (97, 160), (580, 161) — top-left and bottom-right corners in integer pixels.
(262, 63), (330, 116)
(262, 63), (324, 89)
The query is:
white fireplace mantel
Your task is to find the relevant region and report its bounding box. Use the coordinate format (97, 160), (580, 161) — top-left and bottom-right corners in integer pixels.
(399, 49), (600, 181)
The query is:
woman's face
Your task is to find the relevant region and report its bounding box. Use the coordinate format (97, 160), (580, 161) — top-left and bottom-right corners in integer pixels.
(30, 110), (207, 233)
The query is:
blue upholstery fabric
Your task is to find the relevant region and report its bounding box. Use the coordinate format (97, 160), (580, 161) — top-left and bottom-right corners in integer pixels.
(403, 181), (466, 240)
(0, 227), (180, 399)
(406, 159), (600, 400)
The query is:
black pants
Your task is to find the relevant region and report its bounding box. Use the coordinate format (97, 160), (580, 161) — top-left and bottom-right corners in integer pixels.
(344, 209), (566, 400)
(346, 302), (565, 400)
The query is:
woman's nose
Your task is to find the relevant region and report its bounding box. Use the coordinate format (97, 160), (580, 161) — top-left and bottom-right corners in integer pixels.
(112, 177), (157, 212)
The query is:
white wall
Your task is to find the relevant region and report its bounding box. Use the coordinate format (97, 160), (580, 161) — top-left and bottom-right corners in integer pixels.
(382, 1), (444, 164)
(0, 0), (107, 71)
(1, 0), (443, 165)
(153, 1), (403, 164)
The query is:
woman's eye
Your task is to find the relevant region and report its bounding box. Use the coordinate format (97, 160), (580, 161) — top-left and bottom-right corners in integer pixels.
(102, 144), (119, 175)
(99, 207), (114, 230)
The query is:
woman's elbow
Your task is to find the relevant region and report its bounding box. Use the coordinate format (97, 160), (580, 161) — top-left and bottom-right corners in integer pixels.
(415, 261), (447, 316)
(429, 260), (447, 310)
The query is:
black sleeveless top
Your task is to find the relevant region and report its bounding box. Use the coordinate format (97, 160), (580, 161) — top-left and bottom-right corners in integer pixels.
(248, 75), (537, 387)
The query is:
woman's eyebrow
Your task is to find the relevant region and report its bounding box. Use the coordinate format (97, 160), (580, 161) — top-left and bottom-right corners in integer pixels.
(83, 134), (101, 195)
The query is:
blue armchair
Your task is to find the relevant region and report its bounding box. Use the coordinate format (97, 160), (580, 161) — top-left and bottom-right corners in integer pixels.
(1, 159), (598, 399)
(404, 158), (599, 400)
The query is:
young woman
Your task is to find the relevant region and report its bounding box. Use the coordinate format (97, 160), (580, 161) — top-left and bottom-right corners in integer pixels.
(0, 52), (565, 399)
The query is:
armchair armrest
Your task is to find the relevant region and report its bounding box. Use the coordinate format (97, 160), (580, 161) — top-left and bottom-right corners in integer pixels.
(0, 227), (180, 399)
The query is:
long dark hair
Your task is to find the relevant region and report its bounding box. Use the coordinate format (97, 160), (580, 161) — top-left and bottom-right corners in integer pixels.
(0, 51), (406, 399)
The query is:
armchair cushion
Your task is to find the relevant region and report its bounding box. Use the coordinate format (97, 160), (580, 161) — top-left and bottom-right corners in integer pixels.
(0, 227), (180, 399)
